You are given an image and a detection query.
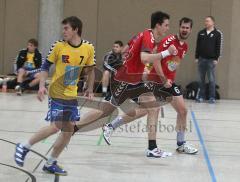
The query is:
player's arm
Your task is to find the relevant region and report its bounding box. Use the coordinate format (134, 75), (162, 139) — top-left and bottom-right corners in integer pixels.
(16, 50), (26, 70)
(37, 41), (58, 101)
(84, 45), (96, 99)
(152, 55), (172, 88)
(84, 67), (95, 88)
(140, 45), (176, 64)
(37, 60), (52, 101)
(152, 57), (167, 85)
(140, 46), (176, 87)
(140, 32), (176, 64)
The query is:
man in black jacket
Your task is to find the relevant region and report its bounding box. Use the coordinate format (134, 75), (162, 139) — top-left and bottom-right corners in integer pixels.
(15, 38), (42, 95)
(195, 16), (223, 103)
(101, 40), (123, 97)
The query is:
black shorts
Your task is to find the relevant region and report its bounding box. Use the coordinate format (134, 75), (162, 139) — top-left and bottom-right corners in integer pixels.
(161, 83), (182, 96)
(126, 83), (181, 105)
(105, 78), (172, 106)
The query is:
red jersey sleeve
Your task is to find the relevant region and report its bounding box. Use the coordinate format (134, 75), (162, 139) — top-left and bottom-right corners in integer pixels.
(141, 30), (154, 53)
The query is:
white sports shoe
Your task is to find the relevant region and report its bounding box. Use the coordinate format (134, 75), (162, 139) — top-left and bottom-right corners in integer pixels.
(102, 124), (114, 145)
(146, 148), (172, 158)
(15, 85), (22, 96)
(176, 142), (198, 154)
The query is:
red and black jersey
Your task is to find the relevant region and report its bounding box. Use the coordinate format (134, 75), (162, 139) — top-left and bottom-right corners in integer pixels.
(148, 34), (188, 83)
(115, 29), (160, 84)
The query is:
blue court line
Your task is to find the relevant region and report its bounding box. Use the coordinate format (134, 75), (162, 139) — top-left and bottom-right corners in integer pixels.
(191, 110), (217, 182)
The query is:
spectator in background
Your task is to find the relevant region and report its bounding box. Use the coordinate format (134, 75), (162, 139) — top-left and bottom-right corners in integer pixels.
(102, 40), (123, 97)
(195, 16), (223, 103)
(15, 38), (42, 95)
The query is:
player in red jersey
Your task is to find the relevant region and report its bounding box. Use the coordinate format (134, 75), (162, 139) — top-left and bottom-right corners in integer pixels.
(103, 17), (198, 157)
(74, 11), (177, 132)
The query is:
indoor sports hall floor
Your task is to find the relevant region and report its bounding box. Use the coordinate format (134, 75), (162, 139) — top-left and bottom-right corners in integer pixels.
(0, 93), (239, 182)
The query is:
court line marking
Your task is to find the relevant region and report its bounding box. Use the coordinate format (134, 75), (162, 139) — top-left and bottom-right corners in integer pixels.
(0, 162), (36, 182)
(0, 138), (47, 160)
(191, 110), (217, 182)
(25, 144), (55, 182)
(0, 138), (58, 182)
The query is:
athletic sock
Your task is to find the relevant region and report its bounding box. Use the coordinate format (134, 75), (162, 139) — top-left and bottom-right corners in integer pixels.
(102, 87), (107, 93)
(148, 140), (157, 150)
(110, 116), (124, 129)
(47, 156), (57, 165)
(22, 141), (32, 149)
(177, 131), (185, 146)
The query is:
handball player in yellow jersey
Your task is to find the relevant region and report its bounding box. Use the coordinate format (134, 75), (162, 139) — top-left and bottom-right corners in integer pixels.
(14, 16), (96, 176)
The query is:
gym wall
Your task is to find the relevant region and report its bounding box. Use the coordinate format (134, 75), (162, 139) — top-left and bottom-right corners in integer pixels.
(0, 0), (239, 99)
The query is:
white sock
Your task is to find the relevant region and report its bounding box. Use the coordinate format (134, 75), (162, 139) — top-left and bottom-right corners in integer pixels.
(177, 131), (185, 146)
(47, 156), (57, 165)
(22, 141), (32, 149)
(102, 87), (107, 93)
(110, 116), (124, 129)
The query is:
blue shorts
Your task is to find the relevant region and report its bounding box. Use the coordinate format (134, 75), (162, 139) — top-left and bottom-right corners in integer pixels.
(27, 72), (37, 80)
(19, 67), (39, 80)
(45, 98), (80, 122)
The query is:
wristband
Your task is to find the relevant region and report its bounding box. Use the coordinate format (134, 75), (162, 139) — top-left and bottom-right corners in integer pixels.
(161, 50), (170, 59)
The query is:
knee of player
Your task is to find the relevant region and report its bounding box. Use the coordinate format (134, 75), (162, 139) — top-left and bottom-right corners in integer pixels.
(101, 110), (112, 118)
(127, 108), (147, 118)
(51, 124), (61, 133)
(35, 73), (41, 78)
(103, 70), (110, 76)
(18, 68), (25, 74)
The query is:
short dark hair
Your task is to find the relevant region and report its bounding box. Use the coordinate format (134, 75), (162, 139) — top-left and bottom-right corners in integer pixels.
(28, 38), (38, 47)
(206, 16), (215, 22)
(62, 16), (83, 36)
(114, 40), (123, 47)
(179, 17), (193, 28)
(151, 11), (170, 29)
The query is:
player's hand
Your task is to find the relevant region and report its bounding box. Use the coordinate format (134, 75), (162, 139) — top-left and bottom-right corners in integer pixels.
(37, 86), (47, 102)
(164, 79), (172, 88)
(195, 59), (199, 63)
(168, 45), (178, 56)
(84, 89), (94, 100)
(213, 60), (218, 65)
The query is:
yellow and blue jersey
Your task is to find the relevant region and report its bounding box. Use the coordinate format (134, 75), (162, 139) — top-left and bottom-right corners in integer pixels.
(47, 40), (96, 99)
(24, 52), (36, 69)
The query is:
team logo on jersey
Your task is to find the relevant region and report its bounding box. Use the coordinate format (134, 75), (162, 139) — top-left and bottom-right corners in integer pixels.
(62, 55), (70, 63)
(167, 60), (178, 71)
